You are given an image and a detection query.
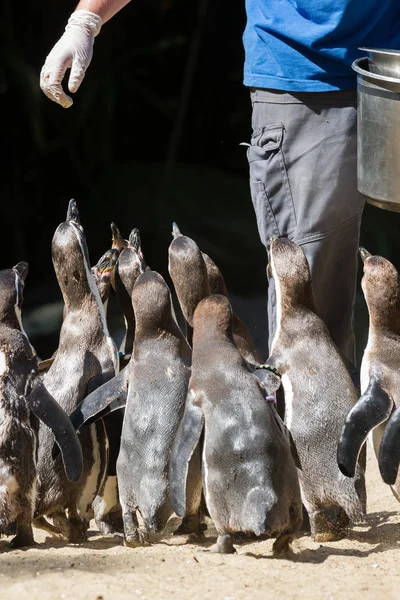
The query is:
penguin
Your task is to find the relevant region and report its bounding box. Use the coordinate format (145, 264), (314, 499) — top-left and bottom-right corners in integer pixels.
(0, 262), (82, 547)
(34, 199), (119, 543)
(168, 223), (262, 365)
(112, 225), (146, 360)
(66, 270), (203, 545)
(90, 246), (124, 535)
(118, 270), (201, 546)
(267, 235), (366, 541)
(338, 248), (400, 496)
(170, 294), (302, 554)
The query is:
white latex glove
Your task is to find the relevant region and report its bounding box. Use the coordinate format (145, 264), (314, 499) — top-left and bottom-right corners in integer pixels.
(40, 10), (102, 108)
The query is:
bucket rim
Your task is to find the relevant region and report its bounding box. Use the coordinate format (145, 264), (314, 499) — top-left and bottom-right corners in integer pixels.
(352, 57), (400, 85)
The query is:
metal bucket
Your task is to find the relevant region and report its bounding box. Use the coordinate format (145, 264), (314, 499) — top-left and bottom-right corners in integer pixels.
(352, 56), (400, 211)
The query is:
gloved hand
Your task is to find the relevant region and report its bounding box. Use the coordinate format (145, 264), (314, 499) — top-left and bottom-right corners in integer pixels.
(40, 10), (102, 108)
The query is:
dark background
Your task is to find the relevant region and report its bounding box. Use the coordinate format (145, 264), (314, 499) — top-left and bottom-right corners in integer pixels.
(1, 0), (399, 362)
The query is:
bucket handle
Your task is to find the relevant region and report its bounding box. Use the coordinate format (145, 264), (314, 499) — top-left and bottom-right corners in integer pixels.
(352, 57), (400, 85)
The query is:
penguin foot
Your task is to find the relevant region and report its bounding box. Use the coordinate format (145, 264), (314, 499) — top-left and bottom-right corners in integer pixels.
(9, 522), (35, 549)
(68, 517), (89, 544)
(33, 515), (66, 539)
(123, 512), (149, 548)
(173, 515), (207, 536)
(310, 508), (348, 543)
(313, 531), (345, 543)
(124, 529), (149, 548)
(272, 532), (294, 555)
(209, 534), (236, 554)
(51, 513), (70, 537)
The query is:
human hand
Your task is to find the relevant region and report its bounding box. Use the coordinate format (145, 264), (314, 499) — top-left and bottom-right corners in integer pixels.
(40, 10), (102, 108)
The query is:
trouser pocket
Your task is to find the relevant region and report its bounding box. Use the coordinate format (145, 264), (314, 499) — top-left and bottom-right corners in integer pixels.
(247, 123), (296, 247)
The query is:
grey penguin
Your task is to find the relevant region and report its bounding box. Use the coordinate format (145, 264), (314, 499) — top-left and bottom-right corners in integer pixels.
(168, 223), (262, 365)
(170, 294), (302, 554)
(0, 262), (83, 547)
(338, 249), (400, 496)
(267, 235), (366, 541)
(66, 270), (203, 544)
(117, 270), (202, 546)
(34, 199), (119, 543)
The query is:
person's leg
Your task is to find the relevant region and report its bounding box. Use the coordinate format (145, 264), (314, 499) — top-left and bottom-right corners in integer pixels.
(247, 88), (365, 362)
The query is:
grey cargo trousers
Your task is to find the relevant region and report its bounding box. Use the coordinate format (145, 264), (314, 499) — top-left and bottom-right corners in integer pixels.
(247, 88), (365, 363)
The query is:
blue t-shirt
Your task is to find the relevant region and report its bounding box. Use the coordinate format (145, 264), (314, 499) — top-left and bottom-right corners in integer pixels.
(243, 1), (400, 91)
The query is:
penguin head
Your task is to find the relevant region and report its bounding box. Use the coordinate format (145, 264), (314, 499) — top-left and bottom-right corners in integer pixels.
(91, 248), (119, 303)
(268, 235), (315, 311)
(111, 222), (129, 252)
(168, 234), (210, 326)
(52, 204), (95, 307)
(132, 270), (173, 331)
(360, 248), (400, 328)
(128, 228), (143, 256)
(115, 245), (146, 297)
(0, 262), (28, 329)
(193, 295), (233, 337)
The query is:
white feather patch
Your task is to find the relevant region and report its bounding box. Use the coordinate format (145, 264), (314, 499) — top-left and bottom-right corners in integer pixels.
(0, 352), (7, 377)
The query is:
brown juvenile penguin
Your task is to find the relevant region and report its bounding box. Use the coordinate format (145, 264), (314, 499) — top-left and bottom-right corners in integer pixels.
(267, 236), (366, 541)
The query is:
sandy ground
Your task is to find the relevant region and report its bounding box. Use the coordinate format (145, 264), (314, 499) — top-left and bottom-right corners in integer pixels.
(1, 451), (399, 600)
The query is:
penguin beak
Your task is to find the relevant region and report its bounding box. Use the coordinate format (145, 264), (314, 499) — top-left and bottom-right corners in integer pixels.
(111, 222), (128, 251)
(359, 247), (372, 264)
(172, 222), (182, 239)
(66, 199), (81, 225)
(128, 228), (143, 259)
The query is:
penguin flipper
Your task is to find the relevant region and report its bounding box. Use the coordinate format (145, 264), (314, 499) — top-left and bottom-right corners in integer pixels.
(51, 368), (129, 460)
(169, 395), (204, 518)
(378, 406), (400, 485)
(337, 376), (393, 477)
(25, 372), (83, 482)
(71, 367), (129, 431)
